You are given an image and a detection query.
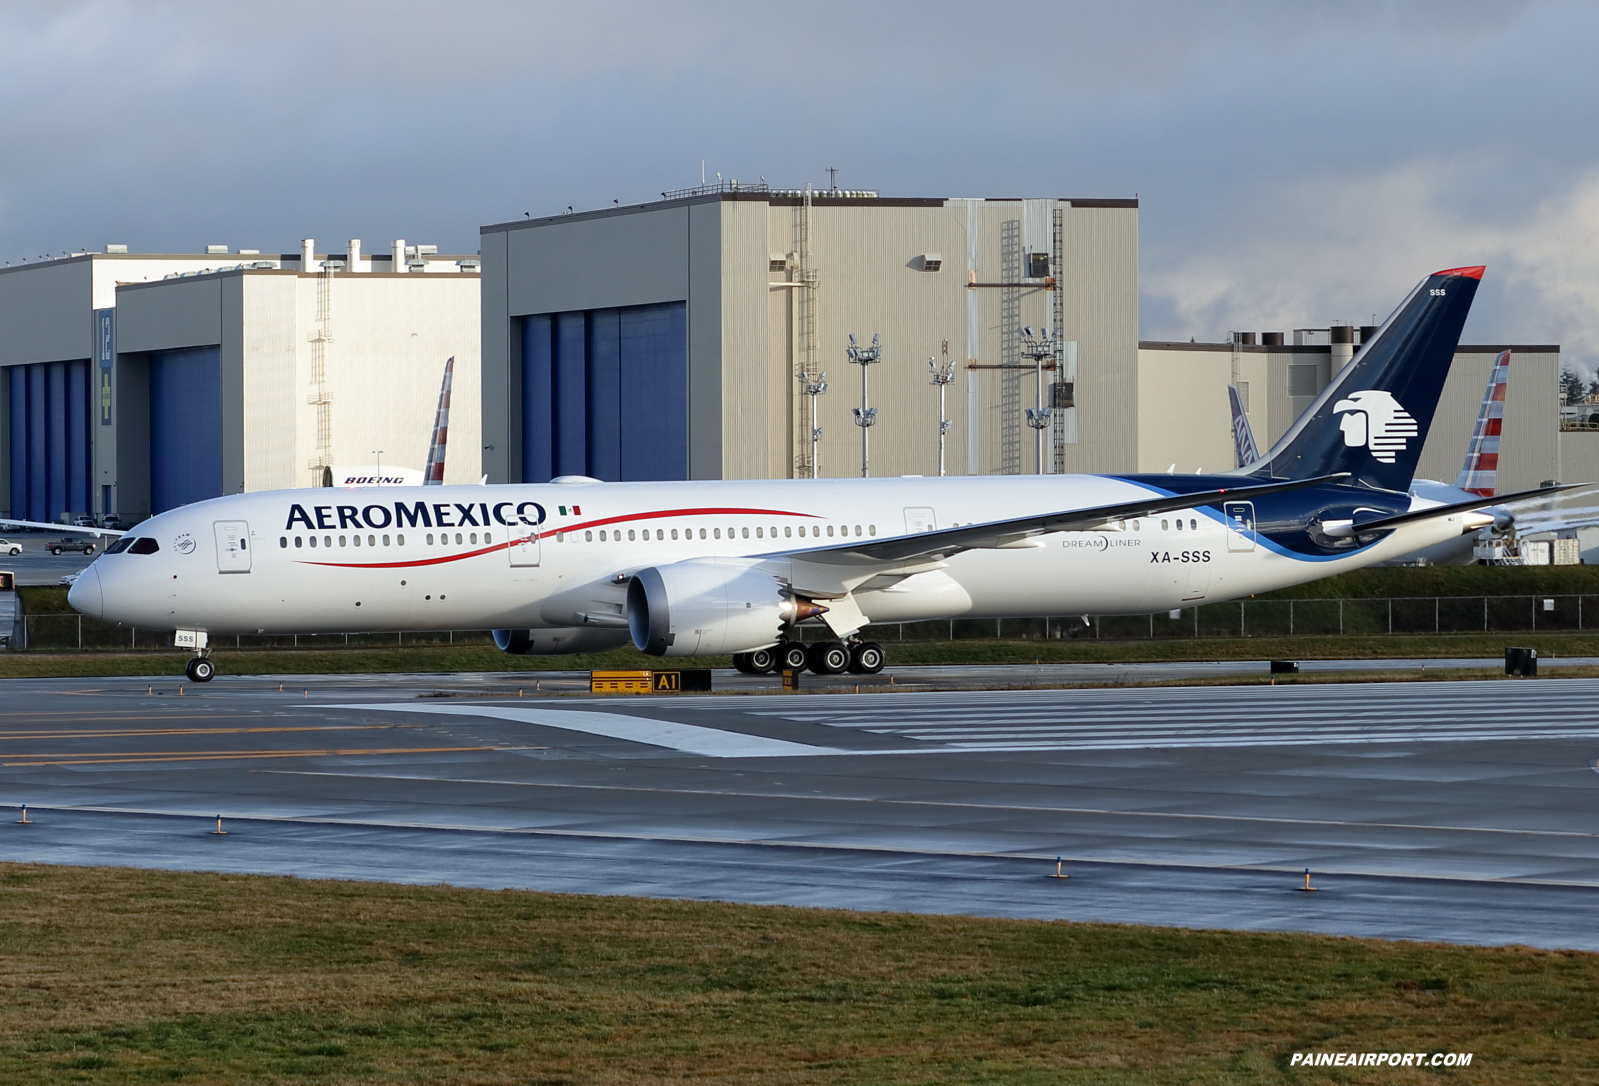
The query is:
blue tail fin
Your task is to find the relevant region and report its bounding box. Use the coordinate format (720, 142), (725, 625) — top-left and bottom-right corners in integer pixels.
(1250, 266), (1483, 490)
(1228, 385), (1259, 468)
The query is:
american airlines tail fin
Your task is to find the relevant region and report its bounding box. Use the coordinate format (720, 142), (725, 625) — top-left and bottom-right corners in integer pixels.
(1248, 266), (1484, 491)
(1228, 385), (1259, 469)
(422, 355), (454, 486)
(1455, 349), (1510, 496)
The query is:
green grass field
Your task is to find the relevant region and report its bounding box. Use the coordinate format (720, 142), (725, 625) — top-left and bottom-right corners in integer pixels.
(0, 863), (1593, 1084)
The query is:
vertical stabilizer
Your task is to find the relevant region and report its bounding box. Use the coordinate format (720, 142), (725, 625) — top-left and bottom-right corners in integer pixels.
(1250, 266), (1484, 489)
(1228, 385), (1260, 468)
(1455, 349), (1510, 496)
(423, 356), (454, 485)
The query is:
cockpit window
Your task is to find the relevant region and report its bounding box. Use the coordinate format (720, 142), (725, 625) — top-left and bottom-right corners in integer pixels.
(128, 537), (160, 555)
(105, 537), (133, 554)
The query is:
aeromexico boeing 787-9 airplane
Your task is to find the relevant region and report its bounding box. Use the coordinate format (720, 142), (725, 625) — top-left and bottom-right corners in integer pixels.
(63, 265), (1570, 682)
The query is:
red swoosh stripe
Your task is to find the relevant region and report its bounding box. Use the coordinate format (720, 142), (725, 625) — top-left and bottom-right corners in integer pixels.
(294, 505), (818, 570)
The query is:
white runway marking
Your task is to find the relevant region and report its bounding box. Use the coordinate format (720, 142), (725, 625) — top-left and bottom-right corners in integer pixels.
(751, 680), (1599, 751)
(330, 703), (843, 758)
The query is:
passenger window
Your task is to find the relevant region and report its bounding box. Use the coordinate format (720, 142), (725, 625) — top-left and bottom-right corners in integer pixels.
(585, 531), (593, 541)
(353, 535), (362, 547)
(785, 526), (792, 538)
(714, 528), (721, 539)
(854, 525), (861, 536)
(309, 536), (318, 548)
(1190, 519), (1197, 530)
(129, 537), (160, 555)
(742, 527), (750, 539)
(670, 528), (678, 540)
(1176, 520), (1183, 531)
(628, 530), (635, 541)
(397, 535), (405, 545)
(827, 525), (835, 537)
(869, 524), (876, 536)
(426, 533), (434, 545)
(339, 535), (347, 547)
(1161, 520), (1168, 531)
(699, 528), (706, 540)
(295, 537), (303, 549)
(277, 537), (286, 550)
(382, 535), (391, 546)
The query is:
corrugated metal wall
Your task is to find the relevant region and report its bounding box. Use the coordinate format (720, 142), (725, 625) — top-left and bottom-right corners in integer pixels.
(7, 359), (92, 522)
(149, 346), (222, 513)
(522, 302), (687, 482)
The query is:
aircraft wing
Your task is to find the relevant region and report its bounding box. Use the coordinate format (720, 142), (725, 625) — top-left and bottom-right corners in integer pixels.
(0, 520), (124, 538)
(775, 472), (1349, 566)
(1346, 483), (1586, 535)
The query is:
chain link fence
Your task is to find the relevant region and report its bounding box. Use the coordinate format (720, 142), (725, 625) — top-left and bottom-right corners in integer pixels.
(11, 617), (495, 652)
(846, 594), (1599, 642)
(11, 594), (1599, 651)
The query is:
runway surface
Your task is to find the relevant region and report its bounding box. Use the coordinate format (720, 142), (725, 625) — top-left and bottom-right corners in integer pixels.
(2, 672), (1597, 949)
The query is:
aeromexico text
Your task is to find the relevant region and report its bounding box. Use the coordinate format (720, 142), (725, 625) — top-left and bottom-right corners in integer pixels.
(285, 501), (545, 532)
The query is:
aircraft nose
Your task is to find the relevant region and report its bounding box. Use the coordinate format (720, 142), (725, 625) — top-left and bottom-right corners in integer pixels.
(68, 565), (102, 620)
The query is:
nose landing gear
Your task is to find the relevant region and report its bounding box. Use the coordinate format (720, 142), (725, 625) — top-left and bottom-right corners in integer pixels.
(184, 654), (215, 683)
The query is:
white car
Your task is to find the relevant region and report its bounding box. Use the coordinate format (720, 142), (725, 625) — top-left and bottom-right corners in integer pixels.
(0, 538), (20, 556)
(59, 572), (80, 586)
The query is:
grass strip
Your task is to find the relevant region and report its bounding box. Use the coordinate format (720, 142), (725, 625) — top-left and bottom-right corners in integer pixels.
(0, 863), (1592, 1084)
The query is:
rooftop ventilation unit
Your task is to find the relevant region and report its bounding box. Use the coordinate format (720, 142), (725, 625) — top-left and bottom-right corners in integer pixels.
(104, 244), (128, 254)
(919, 253), (942, 272)
(205, 245), (229, 254)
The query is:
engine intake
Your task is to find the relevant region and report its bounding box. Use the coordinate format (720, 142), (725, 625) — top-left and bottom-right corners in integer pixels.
(626, 558), (821, 656)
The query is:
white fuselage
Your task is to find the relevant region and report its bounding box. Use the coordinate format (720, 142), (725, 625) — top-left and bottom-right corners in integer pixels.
(71, 476), (1473, 643)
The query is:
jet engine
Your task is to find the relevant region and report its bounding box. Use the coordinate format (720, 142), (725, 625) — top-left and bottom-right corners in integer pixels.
(626, 558), (824, 656)
(492, 627), (631, 655)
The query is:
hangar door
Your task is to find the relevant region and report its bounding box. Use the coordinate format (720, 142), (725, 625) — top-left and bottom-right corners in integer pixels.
(7, 360), (93, 524)
(150, 347), (223, 514)
(522, 301), (688, 483)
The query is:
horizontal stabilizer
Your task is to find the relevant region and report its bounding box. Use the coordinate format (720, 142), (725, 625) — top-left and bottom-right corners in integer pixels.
(1344, 483), (1585, 536)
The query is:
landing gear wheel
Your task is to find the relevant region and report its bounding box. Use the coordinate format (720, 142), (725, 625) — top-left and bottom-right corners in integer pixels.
(185, 657), (215, 683)
(732, 652), (756, 674)
(746, 646), (779, 673)
(848, 641), (885, 674)
(807, 641), (851, 675)
(777, 642), (810, 672)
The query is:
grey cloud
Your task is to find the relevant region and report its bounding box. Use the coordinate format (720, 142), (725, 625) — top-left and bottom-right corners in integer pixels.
(1, 0), (1594, 367)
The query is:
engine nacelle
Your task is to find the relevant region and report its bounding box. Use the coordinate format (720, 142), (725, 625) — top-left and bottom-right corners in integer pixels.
(627, 558), (810, 657)
(492, 627), (631, 655)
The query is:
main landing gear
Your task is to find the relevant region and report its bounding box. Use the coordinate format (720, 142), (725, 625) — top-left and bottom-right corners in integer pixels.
(184, 654), (215, 683)
(732, 640), (885, 676)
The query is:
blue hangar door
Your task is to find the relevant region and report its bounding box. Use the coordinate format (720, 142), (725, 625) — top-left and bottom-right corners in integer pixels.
(7, 359), (93, 523)
(522, 301), (687, 482)
(149, 347), (223, 513)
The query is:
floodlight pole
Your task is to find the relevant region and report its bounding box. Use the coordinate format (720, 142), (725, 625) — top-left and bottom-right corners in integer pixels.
(929, 339), (956, 477)
(800, 371), (828, 478)
(1020, 327), (1057, 474)
(848, 333), (882, 477)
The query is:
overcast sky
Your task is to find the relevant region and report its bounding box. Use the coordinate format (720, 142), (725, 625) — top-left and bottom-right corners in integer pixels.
(4, 1), (1597, 366)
